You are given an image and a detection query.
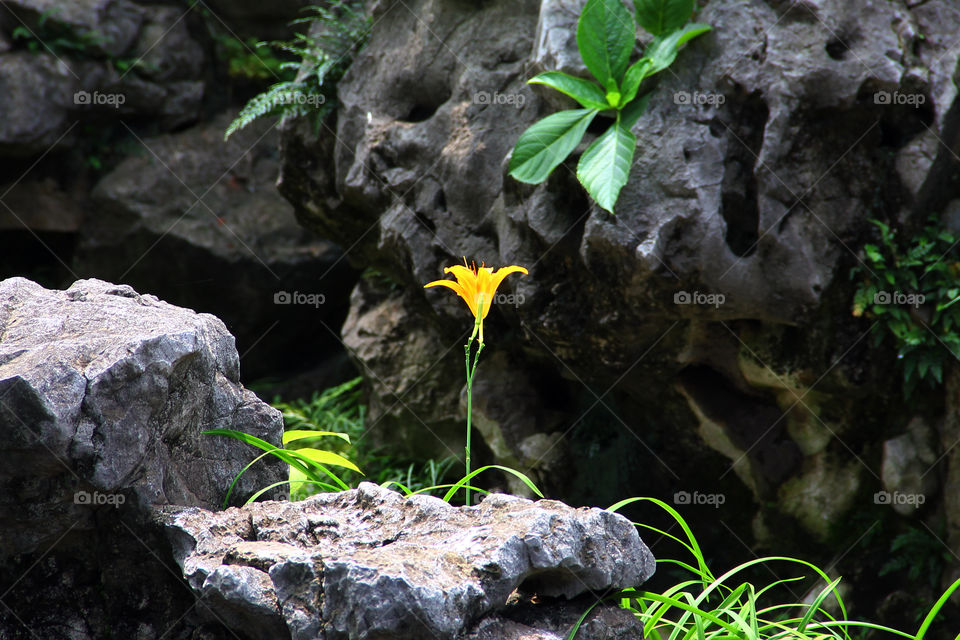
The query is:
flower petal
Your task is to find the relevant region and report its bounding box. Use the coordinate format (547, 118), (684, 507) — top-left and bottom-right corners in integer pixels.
(444, 265), (480, 317)
(487, 265), (528, 305)
(424, 278), (467, 298)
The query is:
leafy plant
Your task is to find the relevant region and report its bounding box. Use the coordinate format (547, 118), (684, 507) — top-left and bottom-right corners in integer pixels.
(272, 377), (366, 501)
(205, 378), (365, 506)
(213, 33), (287, 81)
(204, 427), (360, 507)
(224, 0), (371, 139)
(851, 216), (960, 395)
(880, 526), (952, 589)
(11, 8), (106, 56)
(568, 497), (960, 640)
(509, 0), (710, 213)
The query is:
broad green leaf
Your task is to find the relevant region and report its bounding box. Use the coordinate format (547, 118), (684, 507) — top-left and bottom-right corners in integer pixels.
(620, 93), (652, 128)
(295, 447), (362, 473)
(509, 108), (598, 183)
(577, 0), (636, 92)
(644, 22), (712, 76)
(620, 57), (653, 105)
(577, 120), (636, 213)
(283, 429), (351, 445)
(633, 0), (694, 36)
(528, 71), (610, 110)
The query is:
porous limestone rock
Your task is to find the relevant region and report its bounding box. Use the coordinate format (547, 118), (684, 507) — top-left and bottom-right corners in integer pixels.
(0, 277), (285, 559)
(164, 482), (655, 640)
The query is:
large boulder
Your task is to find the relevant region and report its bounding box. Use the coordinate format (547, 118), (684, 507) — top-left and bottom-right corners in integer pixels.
(276, 0), (960, 606)
(74, 112), (357, 379)
(0, 276), (286, 640)
(0, 277), (285, 558)
(0, 3), (206, 155)
(164, 482), (655, 640)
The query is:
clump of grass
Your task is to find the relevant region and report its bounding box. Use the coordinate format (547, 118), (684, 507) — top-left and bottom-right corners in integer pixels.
(567, 497), (960, 640)
(210, 376), (541, 505)
(205, 377), (365, 506)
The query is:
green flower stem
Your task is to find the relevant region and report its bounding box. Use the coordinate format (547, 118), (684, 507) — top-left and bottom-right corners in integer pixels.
(463, 303), (485, 506)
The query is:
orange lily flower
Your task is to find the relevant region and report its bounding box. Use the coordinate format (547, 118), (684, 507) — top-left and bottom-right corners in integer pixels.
(424, 260), (528, 343)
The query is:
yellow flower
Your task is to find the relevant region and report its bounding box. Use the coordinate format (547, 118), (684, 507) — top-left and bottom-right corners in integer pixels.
(424, 260), (528, 343)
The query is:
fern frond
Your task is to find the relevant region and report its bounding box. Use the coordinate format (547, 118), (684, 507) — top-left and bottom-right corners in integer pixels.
(225, 0), (370, 140)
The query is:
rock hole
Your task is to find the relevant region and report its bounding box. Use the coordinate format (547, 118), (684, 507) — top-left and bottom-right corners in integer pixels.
(716, 89), (767, 257)
(403, 104), (439, 123)
(825, 37), (850, 60)
(413, 210), (436, 233)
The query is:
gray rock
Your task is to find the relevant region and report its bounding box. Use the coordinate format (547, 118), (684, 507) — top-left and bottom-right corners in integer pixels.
(74, 111), (356, 378)
(0, 2), (207, 155)
(128, 4), (204, 82)
(164, 482), (655, 640)
(277, 0), (960, 541)
(341, 277), (465, 460)
(0, 0), (145, 57)
(0, 52), (78, 155)
(882, 417), (938, 516)
(203, 0), (315, 40)
(0, 276), (285, 558)
(0, 178), (85, 232)
(467, 596), (645, 640)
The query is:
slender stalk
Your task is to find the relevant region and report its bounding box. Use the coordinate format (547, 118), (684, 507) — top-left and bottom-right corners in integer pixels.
(463, 302), (485, 506)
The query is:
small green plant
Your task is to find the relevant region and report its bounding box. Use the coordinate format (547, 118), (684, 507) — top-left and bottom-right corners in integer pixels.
(205, 379), (365, 506)
(11, 8), (106, 56)
(224, 0), (371, 139)
(509, 0), (710, 213)
(880, 526), (952, 589)
(851, 216), (960, 395)
(213, 33), (287, 81)
(567, 497), (960, 640)
(272, 377), (366, 501)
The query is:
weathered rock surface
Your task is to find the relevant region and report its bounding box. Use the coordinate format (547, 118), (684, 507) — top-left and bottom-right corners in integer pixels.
(278, 0), (959, 555)
(0, 277), (285, 558)
(0, 3), (205, 155)
(164, 482), (655, 640)
(74, 112), (357, 378)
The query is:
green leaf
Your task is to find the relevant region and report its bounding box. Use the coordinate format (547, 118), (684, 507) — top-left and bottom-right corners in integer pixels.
(620, 58), (654, 105)
(283, 429), (351, 445)
(441, 465), (543, 503)
(509, 108), (598, 183)
(577, 120), (636, 213)
(644, 23), (712, 76)
(577, 0), (636, 92)
(620, 93), (653, 128)
(528, 71), (610, 110)
(294, 447), (362, 473)
(633, 0), (695, 36)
